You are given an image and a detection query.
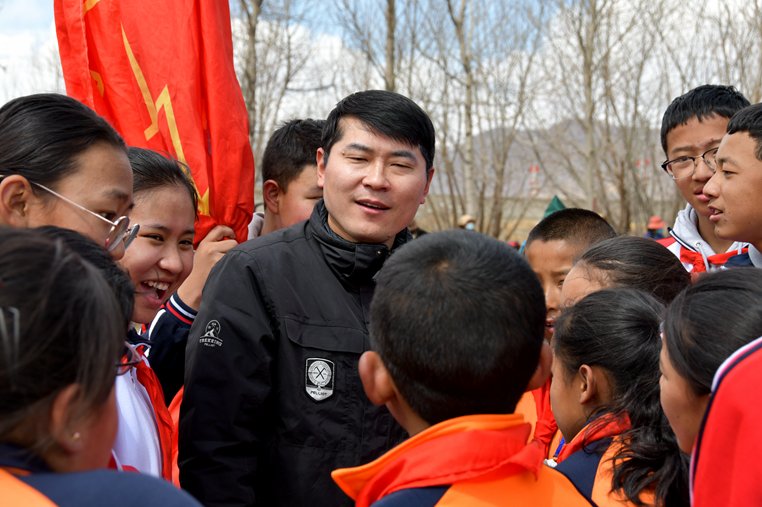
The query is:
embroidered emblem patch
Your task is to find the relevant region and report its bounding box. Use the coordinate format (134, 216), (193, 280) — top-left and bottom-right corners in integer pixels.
(199, 320), (223, 348)
(305, 358), (334, 401)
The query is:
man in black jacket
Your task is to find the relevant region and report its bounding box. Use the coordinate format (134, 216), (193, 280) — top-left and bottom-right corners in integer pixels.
(179, 90), (436, 506)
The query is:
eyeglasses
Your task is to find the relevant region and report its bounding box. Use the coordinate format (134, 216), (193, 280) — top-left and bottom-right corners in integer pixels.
(116, 341), (143, 376)
(661, 147), (719, 179)
(30, 182), (137, 252)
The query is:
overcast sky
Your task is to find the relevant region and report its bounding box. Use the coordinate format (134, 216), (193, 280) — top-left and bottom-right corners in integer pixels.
(0, 0), (60, 104)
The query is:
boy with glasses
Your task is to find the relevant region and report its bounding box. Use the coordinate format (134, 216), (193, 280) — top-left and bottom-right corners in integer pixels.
(658, 85), (750, 272)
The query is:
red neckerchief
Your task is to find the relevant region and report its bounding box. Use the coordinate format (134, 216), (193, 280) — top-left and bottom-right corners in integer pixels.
(133, 350), (175, 482)
(679, 246), (746, 273)
(530, 379), (558, 454)
(557, 413), (631, 463)
(332, 414), (544, 507)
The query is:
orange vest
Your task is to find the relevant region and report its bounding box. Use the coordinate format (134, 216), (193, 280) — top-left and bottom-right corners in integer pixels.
(332, 414), (592, 507)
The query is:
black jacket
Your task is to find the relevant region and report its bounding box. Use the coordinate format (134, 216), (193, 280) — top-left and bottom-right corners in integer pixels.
(179, 201), (408, 506)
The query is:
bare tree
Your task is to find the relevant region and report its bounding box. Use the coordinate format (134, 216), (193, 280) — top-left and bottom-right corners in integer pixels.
(236, 0), (323, 170)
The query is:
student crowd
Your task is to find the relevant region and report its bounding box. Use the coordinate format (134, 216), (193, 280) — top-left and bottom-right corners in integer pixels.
(0, 84), (761, 506)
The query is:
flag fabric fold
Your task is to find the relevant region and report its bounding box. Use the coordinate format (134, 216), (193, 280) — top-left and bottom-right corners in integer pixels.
(55, 0), (255, 242)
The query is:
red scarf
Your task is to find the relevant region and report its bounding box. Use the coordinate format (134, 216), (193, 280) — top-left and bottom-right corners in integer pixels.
(679, 246), (745, 273)
(557, 413), (631, 463)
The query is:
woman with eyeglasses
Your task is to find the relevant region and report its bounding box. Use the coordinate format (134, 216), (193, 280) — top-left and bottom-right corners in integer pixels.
(0, 93), (135, 259)
(0, 227), (200, 506)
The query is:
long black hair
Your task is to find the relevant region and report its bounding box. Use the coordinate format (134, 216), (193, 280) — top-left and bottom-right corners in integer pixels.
(575, 236), (690, 304)
(0, 227), (124, 454)
(663, 268), (762, 397)
(554, 288), (689, 506)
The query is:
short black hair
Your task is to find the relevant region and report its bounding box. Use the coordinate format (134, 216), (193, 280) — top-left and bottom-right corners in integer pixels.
(575, 236), (690, 304)
(36, 226), (135, 331)
(664, 268), (762, 397)
(370, 229), (546, 425)
(128, 147), (198, 217)
(322, 90), (435, 171)
(262, 119), (324, 190)
(726, 103), (762, 160)
(526, 208), (616, 250)
(0, 93), (126, 187)
(660, 84), (750, 154)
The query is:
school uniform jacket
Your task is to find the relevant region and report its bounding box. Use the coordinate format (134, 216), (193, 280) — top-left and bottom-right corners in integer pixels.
(659, 204), (747, 272)
(179, 201), (408, 507)
(692, 335), (762, 507)
(554, 414), (655, 506)
(115, 333), (174, 480)
(0, 444), (200, 507)
(143, 293), (198, 402)
(331, 414), (594, 507)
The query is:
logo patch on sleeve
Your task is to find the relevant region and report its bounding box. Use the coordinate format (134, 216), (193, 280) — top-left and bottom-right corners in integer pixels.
(305, 358), (334, 401)
(199, 320), (223, 348)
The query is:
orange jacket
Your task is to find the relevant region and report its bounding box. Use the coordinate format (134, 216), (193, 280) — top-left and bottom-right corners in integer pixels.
(332, 414), (593, 507)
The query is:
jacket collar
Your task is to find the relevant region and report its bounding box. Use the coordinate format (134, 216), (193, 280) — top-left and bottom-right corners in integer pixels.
(308, 200), (410, 287)
(0, 443), (50, 475)
(332, 414), (542, 507)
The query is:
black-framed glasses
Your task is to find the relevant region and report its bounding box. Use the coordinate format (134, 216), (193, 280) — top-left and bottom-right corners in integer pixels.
(661, 147), (719, 180)
(116, 341), (143, 376)
(30, 181), (133, 252)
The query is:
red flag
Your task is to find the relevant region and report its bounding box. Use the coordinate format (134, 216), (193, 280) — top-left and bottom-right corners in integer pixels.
(54, 0), (255, 242)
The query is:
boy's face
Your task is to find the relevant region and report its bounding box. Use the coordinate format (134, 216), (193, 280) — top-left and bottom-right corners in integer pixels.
(524, 238), (579, 341)
(704, 132), (762, 246)
(664, 114), (728, 217)
(317, 117), (433, 248)
(278, 165), (322, 229)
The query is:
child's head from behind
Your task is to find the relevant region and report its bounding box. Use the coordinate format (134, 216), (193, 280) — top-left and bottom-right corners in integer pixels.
(561, 236), (690, 307)
(661, 268), (762, 453)
(120, 147), (197, 324)
(37, 226), (134, 332)
(0, 227), (124, 471)
(552, 288), (686, 505)
(261, 119), (325, 233)
(363, 230), (547, 432)
(524, 208), (616, 340)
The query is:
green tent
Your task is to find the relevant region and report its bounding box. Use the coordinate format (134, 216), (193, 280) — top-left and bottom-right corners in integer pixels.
(543, 195), (566, 218)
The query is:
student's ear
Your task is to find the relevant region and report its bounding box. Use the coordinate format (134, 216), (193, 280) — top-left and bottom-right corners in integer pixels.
(526, 340), (552, 391)
(316, 148), (327, 189)
(49, 384), (86, 455)
(262, 179), (282, 215)
(0, 174), (34, 227)
(358, 351), (396, 406)
(577, 364), (597, 406)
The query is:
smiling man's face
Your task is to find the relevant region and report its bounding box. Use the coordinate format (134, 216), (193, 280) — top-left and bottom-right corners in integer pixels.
(317, 117), (433, 247)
